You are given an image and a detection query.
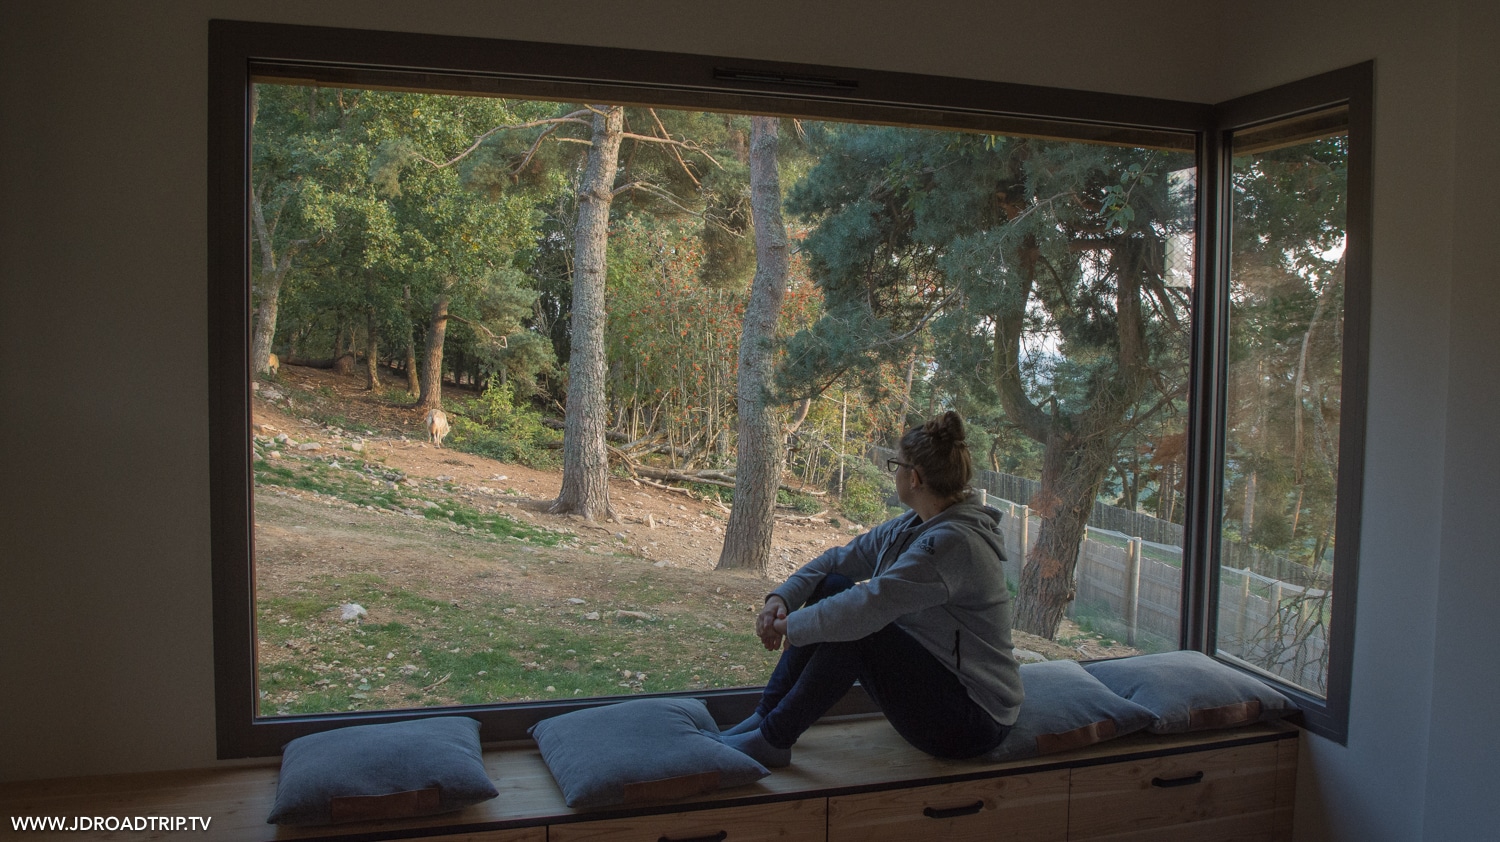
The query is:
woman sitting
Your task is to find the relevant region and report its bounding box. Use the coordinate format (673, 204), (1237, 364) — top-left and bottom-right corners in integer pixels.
(723, 411), (1023, 766)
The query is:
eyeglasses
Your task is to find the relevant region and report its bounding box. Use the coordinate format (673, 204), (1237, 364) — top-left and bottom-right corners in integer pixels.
(886, 458), (915, 473)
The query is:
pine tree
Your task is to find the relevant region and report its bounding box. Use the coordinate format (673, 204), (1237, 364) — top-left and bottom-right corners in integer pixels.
(782, 125), (1195, 638)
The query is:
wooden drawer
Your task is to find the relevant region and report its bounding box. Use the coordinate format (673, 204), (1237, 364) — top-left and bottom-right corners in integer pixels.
(1067, 742), (1282, 841)
(828, 770), (1070, 842)
(548, 798), (826, 842)
(402, 830), (545, 842)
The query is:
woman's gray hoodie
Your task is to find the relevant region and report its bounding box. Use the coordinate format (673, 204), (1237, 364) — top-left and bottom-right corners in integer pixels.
(770, 495), (1024, 726)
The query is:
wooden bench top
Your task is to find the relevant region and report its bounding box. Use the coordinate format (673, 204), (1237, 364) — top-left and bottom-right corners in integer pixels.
(0, 716), (1297, 841)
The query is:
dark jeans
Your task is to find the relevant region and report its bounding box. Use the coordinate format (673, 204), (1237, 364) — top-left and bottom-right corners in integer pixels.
(755, 574), (1010, 759)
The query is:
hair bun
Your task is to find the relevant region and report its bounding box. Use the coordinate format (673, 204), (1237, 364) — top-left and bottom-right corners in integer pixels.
(899, 411), (974, 499)
(926, 410), (966, 446)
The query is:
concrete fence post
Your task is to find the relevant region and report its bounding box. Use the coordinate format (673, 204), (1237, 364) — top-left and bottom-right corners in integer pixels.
(1020, 505), (1030, 558)
(1270, 580), (1286, 651)
(1125, 537), (1142, 646)
(1237, 569), (1251, 647)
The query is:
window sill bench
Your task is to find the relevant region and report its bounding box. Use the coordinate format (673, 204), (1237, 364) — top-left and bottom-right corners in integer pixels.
(0, 716), (1298, 841)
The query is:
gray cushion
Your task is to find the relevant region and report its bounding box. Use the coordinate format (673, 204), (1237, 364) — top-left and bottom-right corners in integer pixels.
(266, 717), (498, 826)
(981, 660), (1157, 761)
(1083, 650), (1298, 734)
(529, 697), (769, 809)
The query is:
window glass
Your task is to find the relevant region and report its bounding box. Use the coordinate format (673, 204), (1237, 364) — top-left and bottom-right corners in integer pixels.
(248, 82), (1196, 718)
(1218, 108), (1349, 697)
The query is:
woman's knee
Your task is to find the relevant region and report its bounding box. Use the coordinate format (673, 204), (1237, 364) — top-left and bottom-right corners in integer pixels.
(886, 715), (1009, 759)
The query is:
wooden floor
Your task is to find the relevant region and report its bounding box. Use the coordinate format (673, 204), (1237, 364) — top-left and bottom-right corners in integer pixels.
(0, 716), (1295, 842)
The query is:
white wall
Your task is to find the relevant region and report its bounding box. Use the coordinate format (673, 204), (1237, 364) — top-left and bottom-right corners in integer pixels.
(1214, 2), (1500, 839)
(1424, 0), (1500, 837)
(3, 2), (1495, 839)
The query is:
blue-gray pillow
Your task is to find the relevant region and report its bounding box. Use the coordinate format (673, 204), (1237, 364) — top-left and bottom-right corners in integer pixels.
(1084, 650), (1298, 734)
(981, 660), (1157, 761)
(267, 717), (498, 826)
(529, 697), (768, 809)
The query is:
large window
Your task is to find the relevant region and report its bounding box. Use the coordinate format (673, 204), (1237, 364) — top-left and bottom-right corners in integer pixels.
(210, 21), (1370, 755)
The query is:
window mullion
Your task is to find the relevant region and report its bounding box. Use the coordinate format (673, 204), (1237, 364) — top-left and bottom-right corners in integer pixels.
(1180, 125), (1233, 654)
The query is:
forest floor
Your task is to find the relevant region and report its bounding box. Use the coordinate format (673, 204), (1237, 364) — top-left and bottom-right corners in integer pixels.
(249, 364), (1131, 715)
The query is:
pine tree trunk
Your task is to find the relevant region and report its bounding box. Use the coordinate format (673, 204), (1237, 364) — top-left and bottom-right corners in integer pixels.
(551, 106), (623, 521)
(896, 353), (917, 442)
(248, 186), (293, 375)
(247, 88), (290, 377)
(250, 265), (284, 376)
(1014, 430), (1115, 637)
(718, 116), (789, 572)
(405, 328), (420, 396)
(417, 293), (449, 411)
(403, 287), (421, 396)
(999, 239), (1157, 640)
(364, 279), (380, 391)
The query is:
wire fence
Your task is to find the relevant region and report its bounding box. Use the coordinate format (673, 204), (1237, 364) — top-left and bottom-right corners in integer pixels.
(989, 495), (1329, 695)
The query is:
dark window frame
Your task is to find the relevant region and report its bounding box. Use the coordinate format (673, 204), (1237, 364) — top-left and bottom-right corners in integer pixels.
(1195, 65), (1372, 744)
(209, 19), (1370, 757)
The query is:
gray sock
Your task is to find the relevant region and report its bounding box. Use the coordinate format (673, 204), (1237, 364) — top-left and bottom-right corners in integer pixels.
(721, 712), (764, 736)
(723, 728), (791, 768)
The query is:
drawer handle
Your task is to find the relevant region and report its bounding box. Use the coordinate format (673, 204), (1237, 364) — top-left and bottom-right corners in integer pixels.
(923, 800), (985, 819)
(1151, 771), (1206, 788)
(658, 832), (727, 842)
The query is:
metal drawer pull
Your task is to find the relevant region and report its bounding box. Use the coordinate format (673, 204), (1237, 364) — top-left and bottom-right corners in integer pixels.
(923, 800), (986, 819)
(658, 832), (727, 842)
(1151, 771), (1206, 788)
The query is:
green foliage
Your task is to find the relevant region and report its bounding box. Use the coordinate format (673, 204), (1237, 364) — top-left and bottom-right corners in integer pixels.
(447, 381), (560, 468)
(1222, 134), (1349, 566)
(254, 84), (556, 387)
(781, 123), (1195, 420)
(606, 214), (744, 464)
(838, 457), (898, 527)
(776, 489), (826, 514)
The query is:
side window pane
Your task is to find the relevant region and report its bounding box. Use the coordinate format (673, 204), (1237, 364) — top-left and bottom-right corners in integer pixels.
(1219, 109), (1349, 697)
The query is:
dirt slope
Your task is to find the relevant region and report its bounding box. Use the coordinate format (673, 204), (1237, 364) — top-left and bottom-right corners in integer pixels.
(252, 364), (1121, 661)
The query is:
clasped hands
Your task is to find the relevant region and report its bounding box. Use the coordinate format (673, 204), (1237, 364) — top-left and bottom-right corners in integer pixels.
(755, 595), (790, 651)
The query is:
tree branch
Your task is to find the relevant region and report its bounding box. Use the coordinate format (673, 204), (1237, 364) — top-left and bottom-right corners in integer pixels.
(648, 108), (702, 189)
(617, 129), (724, 170)
(993, 240), (1053, 442)
(420, 111), (594, 169)
(611, 180), (700, 217)
(436, 312), (509, 348)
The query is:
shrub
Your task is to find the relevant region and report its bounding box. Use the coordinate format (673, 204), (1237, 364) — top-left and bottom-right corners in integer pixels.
(775, 488), (825, 514)
(448, 382), (560, 468)
(838, 457), (898, 527)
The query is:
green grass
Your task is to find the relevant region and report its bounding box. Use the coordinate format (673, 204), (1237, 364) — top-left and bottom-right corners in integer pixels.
(253, 452), (562, 545)
(255, 575), (780, 716)
(1066, 600), (1174, 654)
(420, 498), (562, 545)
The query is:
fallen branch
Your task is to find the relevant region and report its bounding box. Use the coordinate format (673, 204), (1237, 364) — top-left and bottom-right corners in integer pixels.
(777, 509), (829, 523)
(635, 477), (700, 499)
(632, 465), (737, 490)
